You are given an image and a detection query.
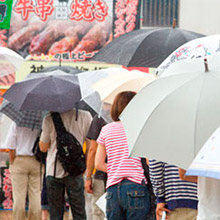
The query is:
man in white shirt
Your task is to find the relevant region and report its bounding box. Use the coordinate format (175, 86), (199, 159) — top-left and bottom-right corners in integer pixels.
(197, 176), (220, 220)
(179, 169), (220, 220)
(39, 109), (92, 220)
(5, 122), (41, 220)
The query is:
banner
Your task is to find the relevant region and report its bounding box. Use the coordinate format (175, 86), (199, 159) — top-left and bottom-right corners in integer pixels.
(0, 60), (121, 90)
(3, 0), (113, 60)
(0, 0), (142, 59)
(112, 0), (141, 38)
(0, 0), (13, 29)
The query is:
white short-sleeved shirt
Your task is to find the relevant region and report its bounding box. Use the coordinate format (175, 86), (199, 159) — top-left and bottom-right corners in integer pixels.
(4, 122), (40, 155)
(197, 176), (220, 220)
(40, 109), (92, 178)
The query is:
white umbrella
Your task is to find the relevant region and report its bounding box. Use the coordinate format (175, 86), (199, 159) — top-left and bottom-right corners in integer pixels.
(120, 53), (220, 169)
(0, 46), (24, 76)
(186, 126), (220, 180)
(79, 67), (155, 122)
(156, 34), (220, 76)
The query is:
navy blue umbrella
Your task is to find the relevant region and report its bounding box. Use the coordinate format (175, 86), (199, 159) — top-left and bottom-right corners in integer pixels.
(3, 70), (82, 113)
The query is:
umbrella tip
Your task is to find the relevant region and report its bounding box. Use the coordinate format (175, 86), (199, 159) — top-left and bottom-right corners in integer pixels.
(204, 58), (209, 72)
(172, 18), (177, 28)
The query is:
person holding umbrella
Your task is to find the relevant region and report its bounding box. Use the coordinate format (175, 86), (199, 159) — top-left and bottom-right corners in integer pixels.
(95, 91), (150, 220)
(84, 114), (108, 220)
(179, 168), (220, 220)
(39, 108), (92, 220)
(4, 122), (42, 220)
(149, 160), (198, 220)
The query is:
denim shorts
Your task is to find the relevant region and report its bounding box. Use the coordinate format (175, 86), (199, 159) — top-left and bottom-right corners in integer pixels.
(106, 179), (150, 220)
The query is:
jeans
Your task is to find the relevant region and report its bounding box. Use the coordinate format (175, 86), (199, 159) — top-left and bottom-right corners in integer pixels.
(106, 179), (150, 220)
(46, 175), (86, 220)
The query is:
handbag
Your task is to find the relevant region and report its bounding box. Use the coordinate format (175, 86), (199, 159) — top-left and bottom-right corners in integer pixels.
(141, 158), (156, 220)
(32, 130), (47, 163)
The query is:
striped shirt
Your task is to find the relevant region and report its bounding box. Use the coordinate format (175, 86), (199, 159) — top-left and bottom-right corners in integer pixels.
(97, 121), (146, 189)
(149, 160), (198, 210)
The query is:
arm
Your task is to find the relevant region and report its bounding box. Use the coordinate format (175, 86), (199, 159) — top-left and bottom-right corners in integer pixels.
(9, 149), (16, 164)
(39, 115), (51, 153)
(85, 140), (98, 193)
(149, 160), (170, 220)
(39, 141), (50, 152)
(95, 144), (107, 173)
(178, 168), (198, 183)
(84, 138), (90, 160)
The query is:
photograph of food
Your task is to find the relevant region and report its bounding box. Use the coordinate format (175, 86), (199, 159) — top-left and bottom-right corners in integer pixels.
(7, 0), (113, 59)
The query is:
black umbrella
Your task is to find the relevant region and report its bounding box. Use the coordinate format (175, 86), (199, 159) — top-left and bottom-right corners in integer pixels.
(91, 28), (205, 68)
(3, 70), (82, 112)
(40, 65), (82, 74)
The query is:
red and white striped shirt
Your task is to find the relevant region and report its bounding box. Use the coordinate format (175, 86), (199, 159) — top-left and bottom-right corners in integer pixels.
(97, 121), (146, 189)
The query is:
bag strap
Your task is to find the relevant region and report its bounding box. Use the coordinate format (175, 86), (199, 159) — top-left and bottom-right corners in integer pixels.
(51, 112), (66, 134)
(141, 158), (156, 220)
(51, 112), (66, 177)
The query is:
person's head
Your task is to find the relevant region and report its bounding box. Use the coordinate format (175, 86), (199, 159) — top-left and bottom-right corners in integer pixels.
(111, 91), (136, 121)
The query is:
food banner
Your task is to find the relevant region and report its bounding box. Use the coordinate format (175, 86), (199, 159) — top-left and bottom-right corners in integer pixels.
(113, 0), (141, 38)
(0, 0), (141, 60)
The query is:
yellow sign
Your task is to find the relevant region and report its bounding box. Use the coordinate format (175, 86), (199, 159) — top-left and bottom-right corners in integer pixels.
(0, 60), (121, 89)
(16, 60), (121, 83)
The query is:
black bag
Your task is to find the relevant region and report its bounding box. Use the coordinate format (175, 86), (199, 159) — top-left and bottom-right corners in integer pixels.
(32, 131), (47, 163)
(141, 158), (156, 220)
(51, 112), (86, 177)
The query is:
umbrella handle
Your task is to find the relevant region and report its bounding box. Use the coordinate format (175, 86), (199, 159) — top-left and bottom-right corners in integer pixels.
(172, 18), (176, 28)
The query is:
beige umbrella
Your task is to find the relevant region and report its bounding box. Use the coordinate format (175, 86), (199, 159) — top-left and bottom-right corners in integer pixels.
(79, 67), (155, 122)
(91, 69), (155, 103)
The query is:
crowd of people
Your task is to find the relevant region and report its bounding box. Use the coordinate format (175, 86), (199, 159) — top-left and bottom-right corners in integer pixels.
(3, 90), (220, 220)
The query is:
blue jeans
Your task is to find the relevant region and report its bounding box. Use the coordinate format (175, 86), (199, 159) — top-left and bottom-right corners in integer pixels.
(46, 175), (86, 220)
(106, 179), (150, 220)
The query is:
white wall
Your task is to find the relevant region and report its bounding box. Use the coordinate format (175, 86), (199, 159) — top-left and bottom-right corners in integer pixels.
(179, 0), (220, 35)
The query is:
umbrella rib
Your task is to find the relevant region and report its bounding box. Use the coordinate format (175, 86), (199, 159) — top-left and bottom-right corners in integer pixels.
(127, 28), (163, 66)
(192, 74), (207, 158)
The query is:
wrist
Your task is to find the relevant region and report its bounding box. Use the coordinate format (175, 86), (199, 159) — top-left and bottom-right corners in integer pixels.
(86, 176), (92, 181)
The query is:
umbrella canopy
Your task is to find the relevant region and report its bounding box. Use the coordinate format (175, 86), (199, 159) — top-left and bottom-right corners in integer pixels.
(78, 67), (155, 122)
(3, 70), (82, 112)
(186, 126), (220, 180)
(0, 100), (44, 130)
(157, 34), (220, 76)
(39, 65), (96, 116)
(0, 46), (24, 75)
(91, 28), (204, 68)
(120, 54), (220, 169)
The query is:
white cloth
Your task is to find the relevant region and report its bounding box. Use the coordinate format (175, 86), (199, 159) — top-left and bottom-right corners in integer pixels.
(4, 122), (39, 155)
(40, 109), (92, 178)
(197, 176), (220, 220)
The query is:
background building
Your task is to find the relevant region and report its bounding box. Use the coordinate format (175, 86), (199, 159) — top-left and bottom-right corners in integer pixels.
(141, 0), (220, 35)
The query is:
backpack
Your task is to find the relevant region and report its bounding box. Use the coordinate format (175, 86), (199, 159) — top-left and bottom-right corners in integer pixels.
(32, 131), (47, 164)
(51, 112), (86, 177)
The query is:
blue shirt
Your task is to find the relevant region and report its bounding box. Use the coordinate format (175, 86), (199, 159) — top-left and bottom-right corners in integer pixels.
(149, 160), (198, 210)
